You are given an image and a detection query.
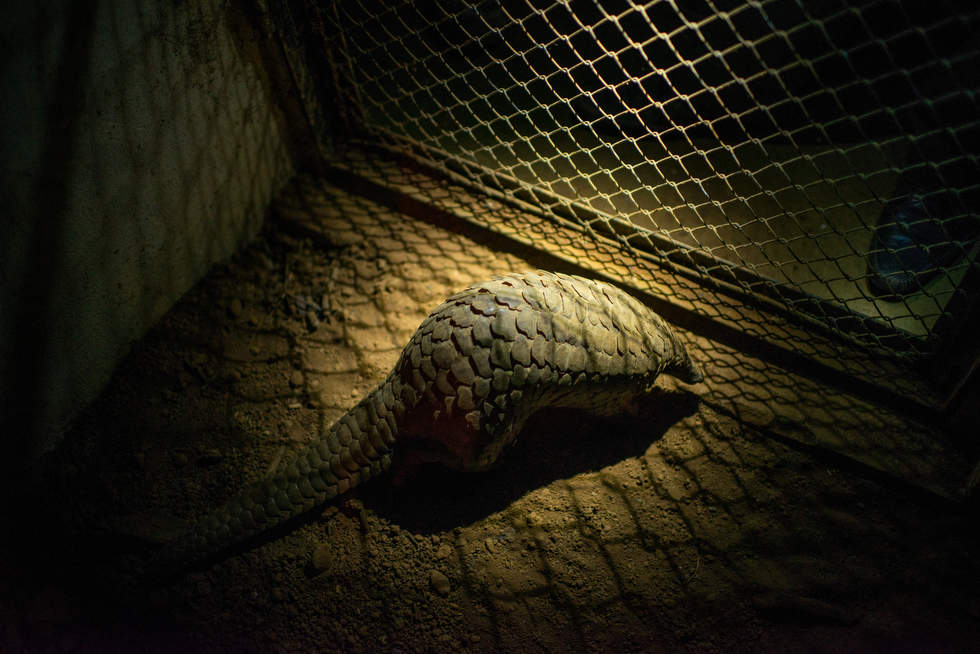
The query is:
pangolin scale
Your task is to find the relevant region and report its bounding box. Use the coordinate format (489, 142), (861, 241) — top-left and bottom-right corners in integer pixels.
(156, 271), (703, 572)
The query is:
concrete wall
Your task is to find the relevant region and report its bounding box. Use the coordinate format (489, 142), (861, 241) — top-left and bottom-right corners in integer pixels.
(1, 0), (296, 462)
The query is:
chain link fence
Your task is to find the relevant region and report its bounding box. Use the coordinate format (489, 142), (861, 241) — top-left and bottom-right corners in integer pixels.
(288, 0), (980, 404)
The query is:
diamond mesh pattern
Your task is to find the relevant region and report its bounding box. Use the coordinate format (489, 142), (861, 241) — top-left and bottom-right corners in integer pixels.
(316, 0), (979, 379)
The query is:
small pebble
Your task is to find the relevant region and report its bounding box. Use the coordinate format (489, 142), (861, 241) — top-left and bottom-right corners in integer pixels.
(289, 370), (304, 388)
(284, 421), (307, 443)
(227, 298), (243, 318)
(305, 310), (320, 332)
(429, 570), (450, 596)
(311, 543), (331, 572)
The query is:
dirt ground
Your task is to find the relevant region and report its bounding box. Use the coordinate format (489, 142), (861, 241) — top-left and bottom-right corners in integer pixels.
(3, 177), (979, 653)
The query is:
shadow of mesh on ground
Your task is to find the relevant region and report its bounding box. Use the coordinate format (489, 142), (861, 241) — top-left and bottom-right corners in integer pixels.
(4, 174), (978, 654)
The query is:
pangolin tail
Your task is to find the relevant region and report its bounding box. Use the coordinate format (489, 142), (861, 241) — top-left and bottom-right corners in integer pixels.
(151, 380), (398, 576)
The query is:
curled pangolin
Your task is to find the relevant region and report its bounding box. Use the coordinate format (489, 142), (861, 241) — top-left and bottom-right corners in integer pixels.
(156, 271), (703, 571)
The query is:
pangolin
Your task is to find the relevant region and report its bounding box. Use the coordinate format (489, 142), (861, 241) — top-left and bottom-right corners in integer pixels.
(156, 271), (703, 572)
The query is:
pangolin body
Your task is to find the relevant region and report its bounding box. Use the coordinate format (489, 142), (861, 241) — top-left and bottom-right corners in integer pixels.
(157, 271), (703, 571)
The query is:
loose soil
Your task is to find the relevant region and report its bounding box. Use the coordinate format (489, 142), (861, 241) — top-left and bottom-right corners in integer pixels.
(3, 181), (978, 653)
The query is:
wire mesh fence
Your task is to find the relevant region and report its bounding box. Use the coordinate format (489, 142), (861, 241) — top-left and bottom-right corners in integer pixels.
(299, 0), (979, 400)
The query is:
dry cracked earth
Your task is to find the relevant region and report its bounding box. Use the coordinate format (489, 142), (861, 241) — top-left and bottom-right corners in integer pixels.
(2, 176), (979, 653)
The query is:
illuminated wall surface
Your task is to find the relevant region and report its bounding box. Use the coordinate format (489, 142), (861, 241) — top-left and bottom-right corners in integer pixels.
(0, 1), (295, 457)
(314, 0), (979, 397)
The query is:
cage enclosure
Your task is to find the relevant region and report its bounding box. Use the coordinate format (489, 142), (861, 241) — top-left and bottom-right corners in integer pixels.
(4, 1), (980, 652)
(272, 0), (980, 478)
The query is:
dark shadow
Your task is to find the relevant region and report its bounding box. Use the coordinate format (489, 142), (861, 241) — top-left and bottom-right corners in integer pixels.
(4, 1), (98, 469)
(360, 387), (702, 533)
(119, 388), (701, 580)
